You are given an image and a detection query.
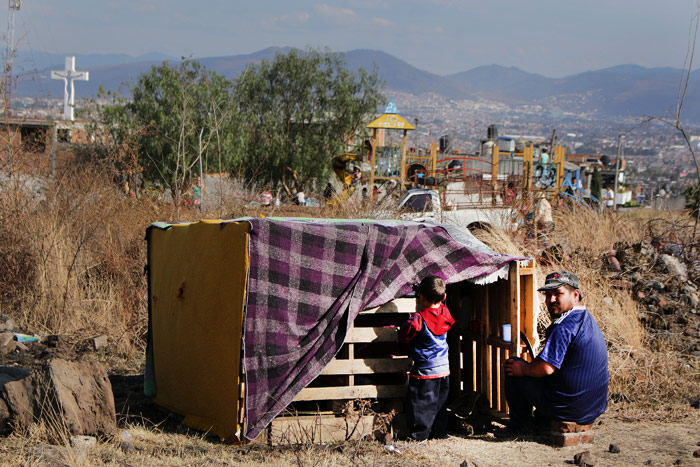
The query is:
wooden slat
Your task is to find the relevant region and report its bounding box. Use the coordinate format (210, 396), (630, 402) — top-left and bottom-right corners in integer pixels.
(520, 268), (535, 358)
(509, 261), (521, 354)
(469, 339), (477, 392)
(491, 345), (499, 410)
(348, 343), (355, 386)
(360, 298), (416, 314)
(293, 384), (407, 402)
(475, 336), (482, 394)
(499, 346), (507, 412)
(344, 326), (398, 343)
(481, 286), (491, 406)
(321, 357), (412, 375)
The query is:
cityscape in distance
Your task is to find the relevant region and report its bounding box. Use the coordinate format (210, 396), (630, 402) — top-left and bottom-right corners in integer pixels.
(8, 47), (700, 202)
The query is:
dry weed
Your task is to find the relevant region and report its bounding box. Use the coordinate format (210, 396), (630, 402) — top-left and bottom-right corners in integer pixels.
(475, 202), (699, 410)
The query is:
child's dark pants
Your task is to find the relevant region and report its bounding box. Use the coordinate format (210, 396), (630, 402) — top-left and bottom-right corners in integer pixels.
(406, 375), (450, 440)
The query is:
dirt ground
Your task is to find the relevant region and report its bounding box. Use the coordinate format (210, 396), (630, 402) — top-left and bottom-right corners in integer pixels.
(386, 415), (700, 467)
(229, 412), (700, 467)
(2, 411), (696, 466)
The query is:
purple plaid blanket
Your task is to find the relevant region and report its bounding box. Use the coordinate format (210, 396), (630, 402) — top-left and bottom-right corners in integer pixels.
(243, 219), (522, 440)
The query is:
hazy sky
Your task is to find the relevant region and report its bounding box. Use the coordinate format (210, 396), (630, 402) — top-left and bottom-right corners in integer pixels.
(5, 0), (700, 77)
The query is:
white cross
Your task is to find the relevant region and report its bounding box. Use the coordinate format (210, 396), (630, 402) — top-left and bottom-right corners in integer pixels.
(51, 56), (89, 121)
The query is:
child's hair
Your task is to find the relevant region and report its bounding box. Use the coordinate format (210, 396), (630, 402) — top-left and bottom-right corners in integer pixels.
(418, 276), (446, 304)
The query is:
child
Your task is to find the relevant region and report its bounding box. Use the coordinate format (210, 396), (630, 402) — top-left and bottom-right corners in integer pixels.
(398, 276), (455, 441)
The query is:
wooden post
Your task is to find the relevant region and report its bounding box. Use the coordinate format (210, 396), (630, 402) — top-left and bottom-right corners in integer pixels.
(447, 283), (461, 399)
(499, 346), (507, 411)
(400, 129), (408, 185)
(481, 284), (491, 407)
(520, 264), (535, 359)
(491, 144), (499, 189)
(348, 338), (355, 387)
(370, 128), (377, 199)
(554, 145), (566, 197)
(523, 145), (533, 191)
(508, 261), (521, 355)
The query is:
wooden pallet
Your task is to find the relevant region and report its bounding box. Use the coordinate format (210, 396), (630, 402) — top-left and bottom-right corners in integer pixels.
(450, 260), (536, 417)
(244, 262), (537, 442)
(292, 298), (413, 406)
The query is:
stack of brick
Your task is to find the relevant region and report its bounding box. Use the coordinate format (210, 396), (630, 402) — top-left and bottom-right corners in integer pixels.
(550, 420), (594, 447)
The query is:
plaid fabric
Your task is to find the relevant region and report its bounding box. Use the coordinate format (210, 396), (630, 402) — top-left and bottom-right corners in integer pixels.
(243, 218), (522, 440)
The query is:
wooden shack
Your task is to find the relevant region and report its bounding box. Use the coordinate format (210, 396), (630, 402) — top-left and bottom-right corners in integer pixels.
(263, 260), (536, 442)
(146, 219), (537, 444)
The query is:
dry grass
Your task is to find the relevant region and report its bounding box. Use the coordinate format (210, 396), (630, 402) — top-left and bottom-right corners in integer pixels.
(1, 145), (698, 462)
(474, 201), (699, 410)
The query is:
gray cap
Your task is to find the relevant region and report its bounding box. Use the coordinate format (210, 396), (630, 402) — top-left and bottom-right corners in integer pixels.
(538, 270), (580, 291)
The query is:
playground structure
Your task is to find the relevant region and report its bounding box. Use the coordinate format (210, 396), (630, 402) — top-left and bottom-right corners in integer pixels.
(357, 101), (569, 210)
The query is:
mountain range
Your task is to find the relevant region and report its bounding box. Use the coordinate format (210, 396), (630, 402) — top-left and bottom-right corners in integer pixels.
(10, 47), (700, 123)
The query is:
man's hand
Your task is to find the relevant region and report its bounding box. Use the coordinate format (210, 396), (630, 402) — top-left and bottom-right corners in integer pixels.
(504, 357), (556, 378)
(504, 357), (527, 377)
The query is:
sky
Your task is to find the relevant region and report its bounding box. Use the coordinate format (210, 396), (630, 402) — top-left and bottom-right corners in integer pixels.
(4, 0), (700, 77)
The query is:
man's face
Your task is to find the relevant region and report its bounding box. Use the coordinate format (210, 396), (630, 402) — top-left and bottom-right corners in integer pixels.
(543, 286), (579, 318)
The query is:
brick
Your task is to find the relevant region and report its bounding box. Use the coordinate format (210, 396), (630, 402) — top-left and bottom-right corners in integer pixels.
(551, 432), (580, 447)
(580, 432), (595, 444)
(552, 420), (579, 433)
(551, 420), (593, 433)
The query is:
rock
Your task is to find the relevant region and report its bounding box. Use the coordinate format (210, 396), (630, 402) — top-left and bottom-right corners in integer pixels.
(1, 358), (116, 436)
(646, 280), (664, 291)
(681, 286), (700, 308)
(0, 315), (15, 332)
(660, 254), (687, 279)
(690, 394), (700, 409)
(70, 435), (96, 447)
(0, 397), (10, 434)
(92, 335), (109, 351)
(0, 332), (16, 354)
(43, 334), (68, 349)
(574, 450), (594, 466)
(604, 249), (621, 271)
(693, 449), (700, 458)
(609, 444), (621, 453)
(119, 430), (136, 453)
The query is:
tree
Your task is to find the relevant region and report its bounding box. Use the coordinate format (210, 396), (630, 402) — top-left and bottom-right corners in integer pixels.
(591, 166), (602, 206)
(233, 47), (384, 194)
(97, 60), (238, 209)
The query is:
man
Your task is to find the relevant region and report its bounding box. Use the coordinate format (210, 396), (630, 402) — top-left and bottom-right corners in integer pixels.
(500, 271), (608, 436)
(603, 186), (614, 210)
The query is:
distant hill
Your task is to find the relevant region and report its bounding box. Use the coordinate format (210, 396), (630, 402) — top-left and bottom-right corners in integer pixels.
(13, 50), (176, 73)
(9, 48), (700, 122)
(345, 49), (472, 100)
